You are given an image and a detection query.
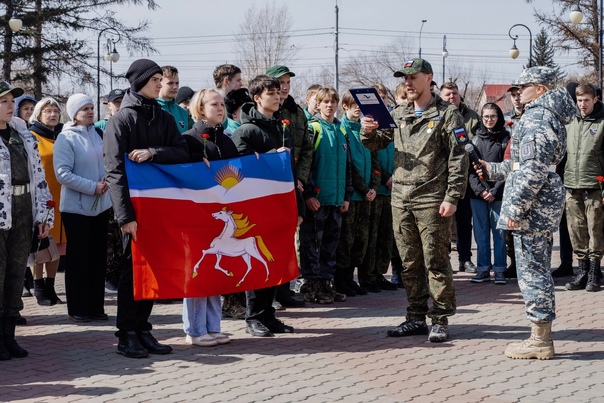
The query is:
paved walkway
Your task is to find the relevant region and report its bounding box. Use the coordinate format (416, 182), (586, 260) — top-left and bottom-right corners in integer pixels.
(2, 246), (603, 403)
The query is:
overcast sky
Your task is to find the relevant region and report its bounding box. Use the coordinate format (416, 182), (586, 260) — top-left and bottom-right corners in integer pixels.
(92, 0), (576, 95)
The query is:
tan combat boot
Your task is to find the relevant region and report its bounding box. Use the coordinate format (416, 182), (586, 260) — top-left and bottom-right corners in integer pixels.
(504, 322), (554, 360)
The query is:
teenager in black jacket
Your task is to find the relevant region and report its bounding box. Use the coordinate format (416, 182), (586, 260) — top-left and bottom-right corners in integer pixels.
(104, 59), (189, 358)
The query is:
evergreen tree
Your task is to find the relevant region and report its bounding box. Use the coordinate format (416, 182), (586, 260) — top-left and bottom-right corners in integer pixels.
(0, 0), (159, 99)
(527, 28), (565, 82)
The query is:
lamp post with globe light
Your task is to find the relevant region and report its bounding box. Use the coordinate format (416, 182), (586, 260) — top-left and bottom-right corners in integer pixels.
(97, 28), (121, 121)
(569, 1), (602, 89)
(508, 24), (533, 68)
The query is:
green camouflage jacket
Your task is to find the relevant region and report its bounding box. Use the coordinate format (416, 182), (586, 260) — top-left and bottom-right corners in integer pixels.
(360, 96), (469, 208)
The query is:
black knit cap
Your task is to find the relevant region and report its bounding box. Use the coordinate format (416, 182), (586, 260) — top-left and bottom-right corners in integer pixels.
(125, 59), (163, 92)
(224, 88), (251, 116)
(175, 86), (195, 105)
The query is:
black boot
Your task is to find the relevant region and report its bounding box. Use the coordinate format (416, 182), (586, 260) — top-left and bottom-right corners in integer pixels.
(44, 277), (63, 305)
(275, 282), (305, 307)
(137, 331), (172, 355)
(566, 260), (589, 290)
(503, 262), (517, 279)
(585, 260), (602, 292)
(0, 318), (10, 360)
(23, 268), (33, 297)
(33, 279), (51, 306)
(551, 261), (574, 278)
(3, 316), (27, 358)
(117, 331), (148, 358)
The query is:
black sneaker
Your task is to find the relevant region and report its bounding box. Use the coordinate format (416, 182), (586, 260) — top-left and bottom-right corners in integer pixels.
(387, 320), (429, 337)
(265, 318), (294, 333)
(551, 261), (574, 278)
(347, 279), (368, 295)
(493, 272), (507, 285)
(362, 282), (381, 293)
(471, 272), (490, 283)
(378, 279), (399, 291)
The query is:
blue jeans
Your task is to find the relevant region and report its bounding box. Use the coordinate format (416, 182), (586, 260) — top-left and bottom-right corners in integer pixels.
(182, 295), (222, 336)
(470, 199), (506, 273)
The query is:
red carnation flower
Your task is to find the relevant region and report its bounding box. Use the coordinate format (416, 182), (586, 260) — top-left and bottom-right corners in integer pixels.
(282, 119), (290, 126)
(201, 133), (210, 139)
(46, 200), (56, 208)
(505, 121), (514, 127)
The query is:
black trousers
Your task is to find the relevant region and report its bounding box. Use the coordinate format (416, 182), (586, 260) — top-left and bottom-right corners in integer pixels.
(62, 211), (109, 318)
(455, 194), (473, 262)
(559, 210), (573, 263)
(115, 233), (154, 335)
(245, 286), (277, 324)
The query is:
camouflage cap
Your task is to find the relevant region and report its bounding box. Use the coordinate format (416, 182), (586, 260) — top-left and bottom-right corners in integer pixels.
(394, 58), (433, 77)
(266, 65), (295, 78)
(0, 81), (24, 99)
(515, 66), (557, 86)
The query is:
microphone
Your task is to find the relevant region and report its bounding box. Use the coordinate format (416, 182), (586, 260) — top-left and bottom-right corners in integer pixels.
(464, 143), (490, 190)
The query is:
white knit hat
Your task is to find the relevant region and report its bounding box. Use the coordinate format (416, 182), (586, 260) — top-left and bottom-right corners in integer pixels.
(66, 93), (93, 121)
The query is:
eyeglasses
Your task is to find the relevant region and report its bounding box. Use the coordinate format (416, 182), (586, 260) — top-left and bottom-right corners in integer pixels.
(41, 109), (60, 115)
(482, 115), (498, 120)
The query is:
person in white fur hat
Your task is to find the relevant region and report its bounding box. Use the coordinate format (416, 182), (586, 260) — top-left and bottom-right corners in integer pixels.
(53, 93), (112, 323)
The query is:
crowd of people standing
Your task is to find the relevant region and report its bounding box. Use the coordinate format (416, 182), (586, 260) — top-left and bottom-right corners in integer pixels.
(0, 53), (601, 362)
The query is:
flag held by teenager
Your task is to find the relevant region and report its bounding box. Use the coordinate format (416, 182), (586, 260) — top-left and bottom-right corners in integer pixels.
(125, 152), (299, 300)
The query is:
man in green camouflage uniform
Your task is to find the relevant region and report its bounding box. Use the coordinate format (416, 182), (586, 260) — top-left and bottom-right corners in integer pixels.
(481, 67), (576, 359)
(563, 83), (604, 292)
(361, 58), (468, 342)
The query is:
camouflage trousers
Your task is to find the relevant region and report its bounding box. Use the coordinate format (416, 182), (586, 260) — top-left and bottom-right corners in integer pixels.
(393, 205), (455, 325)
(359, 195), (393, 284)
(565, 189), (604, 261)
(335, 200), (371, 280)
(513, 232), (556, 323)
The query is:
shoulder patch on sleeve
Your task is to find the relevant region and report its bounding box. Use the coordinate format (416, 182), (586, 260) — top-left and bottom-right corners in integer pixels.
(520, 141), (535, 162)
(453, 127), (469, 145)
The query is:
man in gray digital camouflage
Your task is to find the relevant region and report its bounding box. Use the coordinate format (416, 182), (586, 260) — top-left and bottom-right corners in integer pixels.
(478, 66), (576, 359)
(361, 58), (469, 342)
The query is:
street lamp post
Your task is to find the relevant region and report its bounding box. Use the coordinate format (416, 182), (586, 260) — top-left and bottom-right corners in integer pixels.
(97, 27), (121, 121)
(442, 35), (449, 84)
(105, 37), (120, 91)
(508, 24), (533, 67)
(419, 19), (427, 58)
(569, 1), (603, 90)
(2, 11), (22, 81)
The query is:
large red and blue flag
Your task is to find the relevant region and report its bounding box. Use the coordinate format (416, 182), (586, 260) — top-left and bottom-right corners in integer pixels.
(125, 151), (299, 300)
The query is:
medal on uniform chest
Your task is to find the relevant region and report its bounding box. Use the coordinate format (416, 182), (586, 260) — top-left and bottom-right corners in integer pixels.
(427, 120), (434, 134)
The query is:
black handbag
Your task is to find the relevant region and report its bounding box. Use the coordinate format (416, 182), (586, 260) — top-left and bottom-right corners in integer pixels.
(30, 225), (50, 253)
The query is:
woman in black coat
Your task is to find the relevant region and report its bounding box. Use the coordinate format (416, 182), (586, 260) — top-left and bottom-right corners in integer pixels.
(468, 103), (510, 285)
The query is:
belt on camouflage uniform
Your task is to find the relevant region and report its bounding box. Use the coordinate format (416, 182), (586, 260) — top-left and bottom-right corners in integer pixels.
(511, 162), (556, 172)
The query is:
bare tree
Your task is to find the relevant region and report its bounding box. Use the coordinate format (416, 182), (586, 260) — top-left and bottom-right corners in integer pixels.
(526, 0), (598, 77)
(337, 36), (413, 102)
(235, 2), (297, 79)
